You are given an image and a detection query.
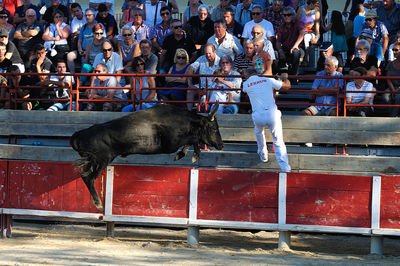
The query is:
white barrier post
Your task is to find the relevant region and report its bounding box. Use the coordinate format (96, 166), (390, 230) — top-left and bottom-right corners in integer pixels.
(370, 176), (383, 255)
(278, 173), (291, 249)
(105, 166), (115, 238)
(188, 169), (199, 245)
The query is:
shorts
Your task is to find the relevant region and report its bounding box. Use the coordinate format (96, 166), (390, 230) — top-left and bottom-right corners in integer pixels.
(307, 106), (336, 116)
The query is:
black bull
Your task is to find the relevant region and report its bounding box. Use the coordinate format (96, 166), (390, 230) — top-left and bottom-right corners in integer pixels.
(70, 104), (224, 210)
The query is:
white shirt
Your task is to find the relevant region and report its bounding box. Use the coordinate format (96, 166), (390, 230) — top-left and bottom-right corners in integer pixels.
(190, 55), (221, 88)
(50, 74), (75, 99)
(71, 16), (86, 33)
(346, 80), (374, 105)
(242, 19), (275, 40)
(207, 32), (244, 60)
(243, 75), (282, 112)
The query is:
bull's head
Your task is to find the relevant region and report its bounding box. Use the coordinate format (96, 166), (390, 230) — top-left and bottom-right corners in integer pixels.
(204, 102), (224, 150)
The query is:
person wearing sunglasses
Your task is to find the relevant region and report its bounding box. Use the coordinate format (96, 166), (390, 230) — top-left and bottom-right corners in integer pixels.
(150, 6), (172, 57)
(67, 8), (105, 74)
(80, 23), (106, 84)
(95, 3), (118, 39)
(13, 0), (41, 26)
(388, 31), (400, 62)
(118, 25), (135, 74)
(0, 10), (14, 42)
(92, 40), (123, 85)
(276, 6), (305, 78)
(242, 5), (274, 45)
(14, 8), (43, 68)
(356, 10), (388, 64)
(161, 19), (196, 74)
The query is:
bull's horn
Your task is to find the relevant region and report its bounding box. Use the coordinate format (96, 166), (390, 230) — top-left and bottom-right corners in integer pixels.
(209, 102), (219, 121)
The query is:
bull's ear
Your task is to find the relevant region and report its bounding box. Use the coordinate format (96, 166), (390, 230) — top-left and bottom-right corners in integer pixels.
(208, 102), (219, 121)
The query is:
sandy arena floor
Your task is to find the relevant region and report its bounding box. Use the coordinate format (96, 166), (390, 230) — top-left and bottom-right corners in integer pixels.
(1, 221), (400, 265)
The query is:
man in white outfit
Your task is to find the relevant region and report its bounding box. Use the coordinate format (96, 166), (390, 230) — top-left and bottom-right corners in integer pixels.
(242, 67), (291, 172)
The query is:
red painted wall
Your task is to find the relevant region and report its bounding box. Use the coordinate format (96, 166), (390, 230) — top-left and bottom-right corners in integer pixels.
(381, 175), (400, 229)
(197, 169), (279, 223)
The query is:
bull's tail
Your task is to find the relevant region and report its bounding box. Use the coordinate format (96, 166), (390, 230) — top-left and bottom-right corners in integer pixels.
(74, 153), (98, 178)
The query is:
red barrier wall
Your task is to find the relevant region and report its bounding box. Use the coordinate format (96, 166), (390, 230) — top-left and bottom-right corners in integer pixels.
(197, 169), (279, 223)
(380, 175), (400, 229)
(6, 161), (103, 213)
(286, 173), (372, 227)
(112, 165), (190, 218)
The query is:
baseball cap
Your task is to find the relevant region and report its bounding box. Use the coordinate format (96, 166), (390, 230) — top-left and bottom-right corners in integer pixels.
(320, 41), (333, 51)
(0, 28), (9, 37)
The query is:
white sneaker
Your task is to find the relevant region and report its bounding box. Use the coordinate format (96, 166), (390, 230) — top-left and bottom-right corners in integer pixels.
(305, 142), (313, 147)
(258, 151), (268, 163)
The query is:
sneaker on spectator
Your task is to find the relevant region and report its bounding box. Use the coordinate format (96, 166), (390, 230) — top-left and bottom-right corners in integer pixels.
(305, 142), (313, 147)
(258, 151), (268, 163)
(359, 111), (366, 117)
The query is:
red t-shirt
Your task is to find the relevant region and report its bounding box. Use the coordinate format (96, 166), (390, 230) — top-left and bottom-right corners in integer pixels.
(3, 0), (20, 20)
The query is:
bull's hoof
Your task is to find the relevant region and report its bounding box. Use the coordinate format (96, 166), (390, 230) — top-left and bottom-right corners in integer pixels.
(93, 199), (104, 211)
(174, 151), (185, 161)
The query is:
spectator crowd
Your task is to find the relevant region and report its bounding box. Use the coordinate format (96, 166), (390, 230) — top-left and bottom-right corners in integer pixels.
(0, 0), (399, 117)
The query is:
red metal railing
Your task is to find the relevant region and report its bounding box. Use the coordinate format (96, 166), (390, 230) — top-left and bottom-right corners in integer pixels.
(1, 72), (399, 116)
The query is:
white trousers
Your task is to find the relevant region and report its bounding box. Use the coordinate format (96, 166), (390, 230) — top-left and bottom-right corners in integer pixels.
(252, 108), (291, 172)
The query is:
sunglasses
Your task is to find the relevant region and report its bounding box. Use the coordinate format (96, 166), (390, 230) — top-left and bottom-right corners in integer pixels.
(0, 16), (8, 19)
(282, 13), (292, 17)
(137, 62), (145, 66)
(94, 70), (102, 73)
(176, 56), (186, 59)
(251, 31), (262, 35)
(365, 18), (374, 22)
(356, 47), (367, 51)
(26, 15), (35, 17)
(173, 25), (182, 29)
(161, 12), (170, 16)
(252, 12), (261, 15)
(0, 36), (7, 38)
(85, 14), (94, 17)
(392, 48), (400, 52)
(54, 16), (63, 18)
(103, 48), (112, 52)
(94, 32), (103, 35)
(123, 33), (132, 37)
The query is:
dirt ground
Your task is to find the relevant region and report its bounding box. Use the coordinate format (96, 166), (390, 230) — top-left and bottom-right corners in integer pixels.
(1, 221), (400, 265)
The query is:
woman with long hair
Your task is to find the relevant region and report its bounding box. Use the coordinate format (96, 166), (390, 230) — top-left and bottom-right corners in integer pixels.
(326, 10), (348, 54)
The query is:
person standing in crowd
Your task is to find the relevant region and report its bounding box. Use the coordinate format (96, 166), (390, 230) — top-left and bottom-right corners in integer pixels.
(345, 66), (374, 117)
(276, 6), (305, 78)
(160, 19), (196, 74)
(183, 0), (200, 24)
(242, 66), (291, 171)
(14, 8), (43, 68)
(302, 56), (344, 116)
(185, 43), (220, 111)
(86, 62), (127, 112)
(184, 4), (214, 56)
(242, 5), (274, 44)
(325, 10), (348, 64)
(143, 0), (165, 27)
(95, 3), (118, 39)
(206, 20), (243, 61)
(70, 3), (85, 51)
(235, 0), (253, 27)
(150, 6), (172, 58)
(13, 0), (40, 26)
(223, 6), (243, 40)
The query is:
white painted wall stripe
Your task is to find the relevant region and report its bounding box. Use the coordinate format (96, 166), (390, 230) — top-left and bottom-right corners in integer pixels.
(371, 175), (381, 229)
(278, 173), (287, 225)
(104, 166), (114, 216)
(189, 169), (199, 220)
